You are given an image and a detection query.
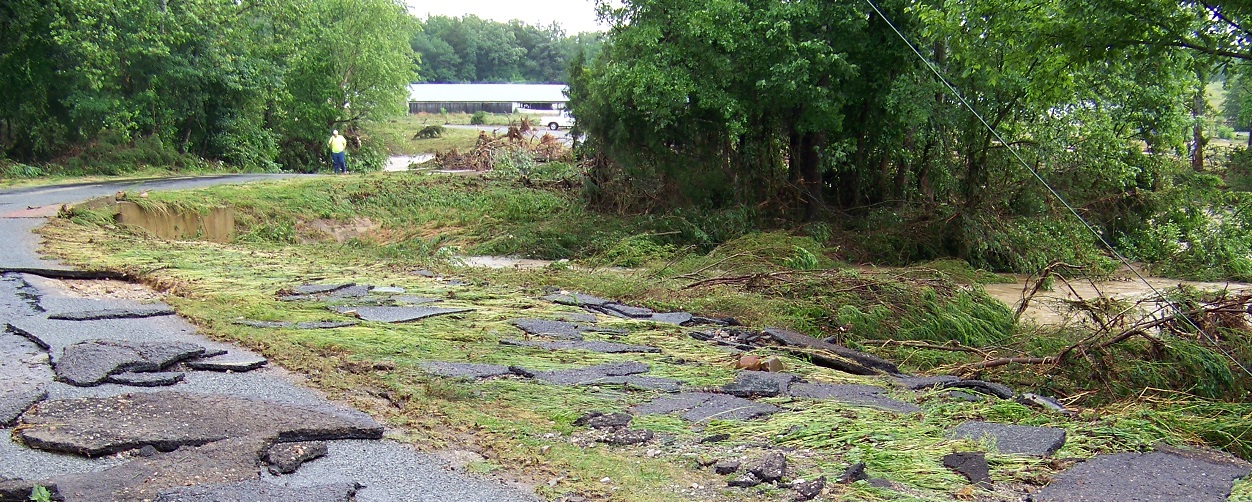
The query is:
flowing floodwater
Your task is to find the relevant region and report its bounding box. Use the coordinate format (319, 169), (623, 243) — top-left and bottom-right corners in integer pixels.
(383, 154), (435, 172)
(981, 274), (1252, 325)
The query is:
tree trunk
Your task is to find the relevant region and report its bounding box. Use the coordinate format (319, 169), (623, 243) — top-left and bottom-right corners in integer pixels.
(1192, 80), (1207, 172)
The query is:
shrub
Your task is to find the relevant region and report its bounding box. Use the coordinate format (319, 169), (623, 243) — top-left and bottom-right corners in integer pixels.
(470, 111), (488, 125)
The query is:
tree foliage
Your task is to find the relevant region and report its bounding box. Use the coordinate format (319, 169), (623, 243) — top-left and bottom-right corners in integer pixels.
(410, 15), (603, 83)
(0, 0), (416, 171)
(571, 0), (1225, 272)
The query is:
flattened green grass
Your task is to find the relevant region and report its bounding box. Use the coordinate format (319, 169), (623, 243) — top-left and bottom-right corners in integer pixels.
(37, 172), (1252, 501)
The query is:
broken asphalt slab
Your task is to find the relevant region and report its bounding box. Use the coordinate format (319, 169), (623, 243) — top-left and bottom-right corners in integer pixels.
(55, 339), (205, 386)
(1034, 447), (1251, 502)
(17, 391), (383, 457)
(950, 421), (1066, 456)
(47, 306), (174, 321)
(509, 318), (626, 340)
(0, 387), (47, 426)
(787, 382), (922, 413)
(330, 305), (471, 323)
(184, 352), (268, 372)
(499, 339), (660, 354)
(265, 441), (329, 475)
(632, 392), (779, 421)
(418, 361), (512, 379)
(720, 371), (800, 397)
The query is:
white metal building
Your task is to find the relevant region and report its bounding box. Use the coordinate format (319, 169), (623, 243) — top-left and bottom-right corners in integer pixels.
(408, 83), (569, 114)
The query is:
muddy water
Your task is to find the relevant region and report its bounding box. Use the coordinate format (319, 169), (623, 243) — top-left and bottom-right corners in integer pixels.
(458, 256), (561, 269)
(982, 275), (1252, 325)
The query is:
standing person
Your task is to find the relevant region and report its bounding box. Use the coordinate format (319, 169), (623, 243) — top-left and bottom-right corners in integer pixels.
(328, 130), (348, 174)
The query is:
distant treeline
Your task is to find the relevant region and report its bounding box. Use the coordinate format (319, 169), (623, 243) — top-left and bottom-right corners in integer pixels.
(411, 15), (603, 83)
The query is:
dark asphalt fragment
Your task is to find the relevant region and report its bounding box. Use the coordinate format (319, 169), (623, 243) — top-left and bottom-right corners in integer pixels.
(632, 392), (779, 422)
(509, 319), (588, 340)
(185, 352), (267, 372)
(233, 320), (358, 329)
(943, 452), (992, 487)
(106, 371), (185, 387)
(51, 435), (269, 501)
(499, 339), (660, 354)
(530, 361), (650, 386)
(0, 387), (47, 426)
(748, 452), (786, 483)
(56, 339), (205, 386)
(0, 479), (61, 502)
(266, 441), (329, 475)
(18, 391), (383, 457)
(836, 462), (868, 484)
(720, 371), (800, 397)
(332, 305), (470, 323)
(890, 375), (962, 390)
(418, 361), (512, 379)
(48, 306), (174, 321)
(1034, 448), (1251, 502)
(541, 292), (611, 307)
(950, 421), (1066, 456)
(786, 382), (921, 413)
(155, 480), (363, 502)
(573, 412), (632, 429)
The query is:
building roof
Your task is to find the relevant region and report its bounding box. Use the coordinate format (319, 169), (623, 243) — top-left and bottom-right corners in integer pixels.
(408, 83), (569, 103)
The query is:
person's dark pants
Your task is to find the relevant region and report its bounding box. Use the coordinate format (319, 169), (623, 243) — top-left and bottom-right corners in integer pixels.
(331, 151), (346, 173)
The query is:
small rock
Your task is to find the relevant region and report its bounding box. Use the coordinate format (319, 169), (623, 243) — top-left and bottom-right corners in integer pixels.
(136, 445), (159, 457)
(791, 476), (826, 501)
(728, 473), (762, 488)
(748, 452), (786, 482)
(760, 356), (784, 372)
(836, 462), (867, 484)
(714, 460), (741, 475)
(600, 477), (612, 484)
(601, 429), (654, 446)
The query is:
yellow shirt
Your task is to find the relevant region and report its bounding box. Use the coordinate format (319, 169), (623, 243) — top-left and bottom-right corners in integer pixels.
(329, 134), (347, 153)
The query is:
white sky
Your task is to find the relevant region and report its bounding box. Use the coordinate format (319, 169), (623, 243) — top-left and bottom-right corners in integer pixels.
(405, 0), (607, 34)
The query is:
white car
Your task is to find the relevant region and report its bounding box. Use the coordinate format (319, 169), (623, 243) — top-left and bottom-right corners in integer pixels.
(539, 111), (574, 130)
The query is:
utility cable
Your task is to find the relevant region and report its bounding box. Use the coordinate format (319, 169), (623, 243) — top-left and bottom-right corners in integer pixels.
(861, 0), (1252, 377)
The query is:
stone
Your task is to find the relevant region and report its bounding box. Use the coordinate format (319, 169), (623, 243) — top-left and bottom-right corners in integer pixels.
(720, 371), (800, 397)
(266, 441), (329, 475)
(331, 305), (470, 323)
(714, 460), (741, 475)
(1034, 448), (1251, 502)
(18, 391), (383, 457)
(950, 421), (1066, 456)
(48, 306), (174, 321)
(417, 361), (512, 379)
(786, 382), (922, 413)
(727, 473), (762, 488)
(748, 452), (786, 482)
(573, 412), (632, 429)
(542, 292), (611, 307)
(762, 327), (900, 375)
(56, 339), (205, 386)
(891, 375), (962, 390)
(939, 379), (1015, 399)
(106, 371), (185, 387)
(0, 387), (47, 426)
(836, 462), (868, 484)
(155, 481), (362, 502)
(499, 339), (660, 354)
(943, 452), (992, 487)
(760, 356), (785, 372)
(185, 352), (267, 372)
(791, 476), (825, 501)
(531, 361), (650, 386)
(600, 429), (654, 446)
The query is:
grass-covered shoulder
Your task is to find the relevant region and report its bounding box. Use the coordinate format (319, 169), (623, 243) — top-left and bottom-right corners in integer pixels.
(39, 172), (1252, 500)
